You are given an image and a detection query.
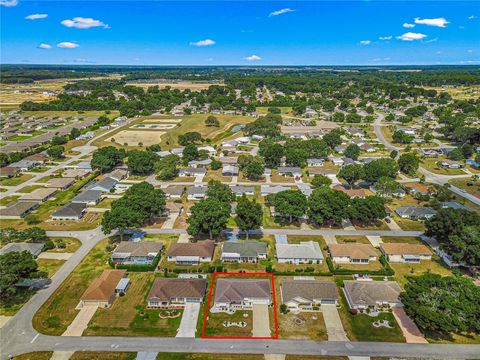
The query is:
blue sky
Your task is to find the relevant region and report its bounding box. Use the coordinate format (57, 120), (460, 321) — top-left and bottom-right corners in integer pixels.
(1, 1), (479, 65)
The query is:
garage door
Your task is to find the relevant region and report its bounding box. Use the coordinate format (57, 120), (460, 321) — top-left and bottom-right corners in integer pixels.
(321, 299), (336, 305)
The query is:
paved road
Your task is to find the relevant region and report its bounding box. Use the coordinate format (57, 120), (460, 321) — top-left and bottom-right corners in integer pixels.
(373, 113), (402, 152)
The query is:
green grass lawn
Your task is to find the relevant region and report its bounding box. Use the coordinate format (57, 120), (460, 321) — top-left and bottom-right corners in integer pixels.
(155, 354), (264, 360)
(49, 237), (82, 253)
(380, 236), (421, 244)
(0, 174), (33, 186)
(70, 353), (136, 360)
(391, 214), (426, 231)
(391, 257), (453, 288)
(13, 352), (54, 360)
(0, 195), (20, 206)
(203, 309), (253, 337)
(420, 159), (466, 176)
(28, 167), (50, 173)
(17, 185), (45, 193)
(32, 239), (112, 335)
(0, 288), (36, 316)
(37, 259), (66, 278)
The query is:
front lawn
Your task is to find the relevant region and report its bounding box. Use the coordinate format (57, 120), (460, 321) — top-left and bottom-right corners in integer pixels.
(0, 195), (19, 206)
(278, 312), (327, 340)
(335, 236), (370, 244)
(37, 259), (66, 278)
(48, 237), (82, 253)
(391, 214), (426, 231)
(203, 309), (253, 337)
(0, 174), (33, 186)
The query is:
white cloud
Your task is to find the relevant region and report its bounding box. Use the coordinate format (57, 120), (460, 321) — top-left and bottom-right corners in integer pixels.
(61, 17), (109, 29)
(360, 40), (371, 45)
(396, 32), (427, 41)
(0, 0), (18, 7)
(38, 43), (52, 49)
(379, 36), (392, 40)
(190, 39), (215, 47)
(468, 15), (476, 20)
(269, 8), (294, 17)
(57, 42), (80, 49)
(425, 38), (438, 43)
(25, 14), (48, 20)
(403, 23), (415, 28)
(414, 17), (449, 28)
(467, 49), (473, 53)
(244, 55), (261, 61)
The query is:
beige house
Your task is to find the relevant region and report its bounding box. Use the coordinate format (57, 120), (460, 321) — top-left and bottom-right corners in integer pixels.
(343, 280), (402, 310)
(380, 243), (432, 263)
(19, 188), (57, 202)
(328, 244), (377, 264)
(280, 280), (338, 310)
(79, 269), (127, 308)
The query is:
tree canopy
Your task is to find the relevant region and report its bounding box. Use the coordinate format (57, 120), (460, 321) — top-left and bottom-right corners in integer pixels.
(91, 146), (126, 173)
(187, 198), (230, 238)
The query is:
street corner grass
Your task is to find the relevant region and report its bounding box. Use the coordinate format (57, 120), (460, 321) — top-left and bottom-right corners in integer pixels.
(392, 215), (426, 231)
(17, 185), (45, 193)
(353, 220), (389, 231)
(70, 352), (137, 360)
(13, 352), (54, 360)
(84, 272), (179, 337)
(0, 195), (20, 206)
(0, 288), (36, 316)
(156, 354), (265, 360)
(425, 330), (480, 345)
(49, 237), (82, 253)
(203, 309), (253, 337)
(278, 311), (327, 340)
(32, 239), (112, 335)
(37, 259), (66, 278)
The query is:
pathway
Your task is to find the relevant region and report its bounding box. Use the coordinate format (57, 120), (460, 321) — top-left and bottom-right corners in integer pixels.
(252, 304), (271, 337)
(62, 305), (98, 336)
(176, 303), (201, 338)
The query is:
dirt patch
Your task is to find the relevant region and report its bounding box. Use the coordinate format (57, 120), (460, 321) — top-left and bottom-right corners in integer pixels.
(106, 130), (165, 146)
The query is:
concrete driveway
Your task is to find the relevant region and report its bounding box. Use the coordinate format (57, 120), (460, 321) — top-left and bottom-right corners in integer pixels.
(392, 307), (428, 343)
(62, 305), (98, 336)
(252, 304), (270, 337)
(161, 213), (179, 229)
(321, 304), (348, 341)
(176, 303), (200, 338)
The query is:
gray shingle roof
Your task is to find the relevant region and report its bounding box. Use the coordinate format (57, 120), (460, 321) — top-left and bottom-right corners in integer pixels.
(214, 279), (271, 303)
(52, 202), (86, 218)
(0, 242), (44, 256)
(113, 241), (163, 257)
(222, 241), (267, 258)
(280, 280), (338, 303)
(343, 280), (402, 307)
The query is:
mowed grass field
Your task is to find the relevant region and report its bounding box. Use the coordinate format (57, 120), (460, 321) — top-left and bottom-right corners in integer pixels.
(32, 239), (112, 335)
(160, 114), (255, 149)
(127, 81), (218, 91)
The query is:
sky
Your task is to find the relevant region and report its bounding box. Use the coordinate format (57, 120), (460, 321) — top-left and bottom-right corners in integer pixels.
(1, 0), (479, 66)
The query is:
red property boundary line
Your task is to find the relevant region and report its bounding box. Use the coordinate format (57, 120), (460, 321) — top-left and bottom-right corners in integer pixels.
(201, 271), (279, 340)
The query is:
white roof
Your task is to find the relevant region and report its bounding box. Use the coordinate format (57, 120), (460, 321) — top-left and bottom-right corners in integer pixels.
(276, 241), (323, 260)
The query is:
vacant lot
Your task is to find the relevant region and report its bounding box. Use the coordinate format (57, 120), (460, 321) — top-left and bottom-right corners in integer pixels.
(37, 259), (66, 278)
(278, 312), (327, 340)
(107, 130), (165, 147)
(204, 309), (254, 337)
(0, 174), (33, 187)
(449, 178), (480, 197)
(391, 257), (453, 287)
(32, 239), (111, 335)
(70, 353), (136, 360)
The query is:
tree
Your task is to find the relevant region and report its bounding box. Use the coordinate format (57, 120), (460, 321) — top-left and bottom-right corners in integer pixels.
(311, 174), (332, 188)
(205, 115), (220, 127)
(210, 158), (222, 170)
(46, 145), (64, 159)
(91, 146), (125, 173)
(375, 176), (402, 197)
(344, 144), (360, 161)
(244, 160), (264, 180)
(398, 153), (420, 176)
(400, 274), (480, 335)
(178, 132), (202, 146)
(236, 195), (262, 238)
(285, 148), (308, 167)
(206, 180), (234, 204)
(96, 115), (112, 126)
(447, 148), (464, 161)
(0, 153), (8, 167)
(338, 164), (364, 187)
(187, 198), (230, 238)
(260, 142), (284, 168)
(425, 208), (480, 266)
(237, 154), (254, 170)
(349, 196), (386, 224)
(127, 150), (159, 175)
(155, 154), (180, 180)
(51, 135), (68, 145)
(392, 130), (413, 144)
(323, 129), (343, 149)
(363, 158), (398, 183)
(20, 227), (47, 242)
(273, 190), (308, 223)
(70, 127), (81, 140)
(182, 144), (199, 163)
(308, 187), (350, 226)
(0, 251), (39, 300)
(390, 150), (398, 159)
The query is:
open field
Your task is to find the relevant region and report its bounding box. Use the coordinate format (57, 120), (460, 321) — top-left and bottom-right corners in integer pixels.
(32, 239), (111, 335)
(70, 353), (136, 360)
(424, 85), (480, 100)
(391, 257), (453, 288)
(107, 130), (165, 147)
(160, 114), (255, 149)
(12, 352), (54, 360)
(127, 81), (219, 91)
(278, 312), (327, 340)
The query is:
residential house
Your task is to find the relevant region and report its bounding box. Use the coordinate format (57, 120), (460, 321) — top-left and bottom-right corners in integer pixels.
(72, 189), (103, 206)
(230, 185), (255, 196)
(0, 201), (39, 219)
(147, 278), (207, 308)
(111, 241), (163, 265)
(19, 188), (57, 202)
(63, 168), (91, 179)
(260, 185), (290, 196)
(188, 159), (212, 168)
(395, 206), (436, 220)
(214, 278), (272, 310)
(342, 157), (356, 166)
(276, 241), (324, 265)
(87, 177), (117, 192)
(328, 244), (377, 264)
(280, 280), (338, 311)
(333, 185), (366, 198)
(334, 146), (347, 154)
(78, 269), (128, 308)
(0, 242), (44, 257)
(24, 153), (48, 164)
(343, 280), (402, 310)
(179, 168), (207, 177)
(222, 165), (239, 176)
(278, 167), (302, 178)
(441, 201), (468, 210)
(108, 168), (129, 181)
(187, 186), (207, 200)
(217, 156), (238, 165)
(360, 143), (375, 153)
(0, 166), (19, 178)
(380, 243), (432, 263)
(51, 202), (86, 221)
(164, 185), (184, 199)
(167, 240), (215, 265)
(307, 158), (324, 167)
(221, 241), (267, 263)
(46, 177), (75, 190)
(404, 183), (430, 196)
(331, 157), (344, 166)
(9, 159), (39, 171)
(440, 160), (464, 169)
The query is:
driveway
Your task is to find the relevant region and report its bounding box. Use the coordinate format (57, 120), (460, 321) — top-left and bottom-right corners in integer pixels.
(321, 304), (348, 341)
(136, 353), (158, 360)
(62, 305), (98, 336)
(252, 304), (270, 337)
(392, 307), (428, 343)
(176, 303), (200, 338)
(161, 213), (179, 229)
(366, 236), (382, 247)
(386, 218), (401, 231)
(324, 234), (337, 245)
